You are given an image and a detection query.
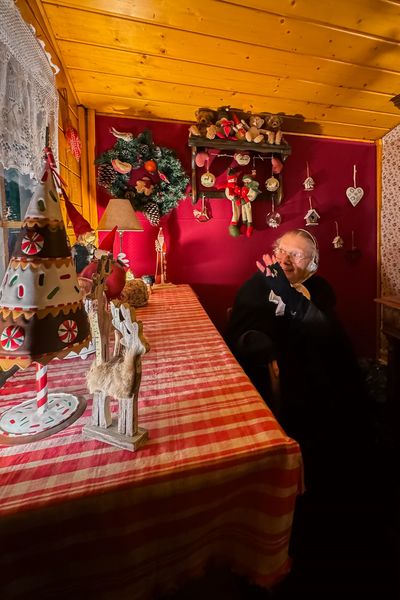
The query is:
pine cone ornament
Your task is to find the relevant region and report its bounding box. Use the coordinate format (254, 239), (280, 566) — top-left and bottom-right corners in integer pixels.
(143, 201), (160, 226)
(97, 164), (116, 188)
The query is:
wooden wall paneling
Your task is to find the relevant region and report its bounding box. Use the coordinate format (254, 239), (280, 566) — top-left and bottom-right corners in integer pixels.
(77, 105), (91, 227)
(87, 108), (98, 233)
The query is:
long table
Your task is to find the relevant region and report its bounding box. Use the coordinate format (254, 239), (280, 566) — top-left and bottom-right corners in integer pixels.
(0, 284), (303, 599)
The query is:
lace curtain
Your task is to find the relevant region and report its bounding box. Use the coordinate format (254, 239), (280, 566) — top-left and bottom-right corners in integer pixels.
(0, 0), (58, 184)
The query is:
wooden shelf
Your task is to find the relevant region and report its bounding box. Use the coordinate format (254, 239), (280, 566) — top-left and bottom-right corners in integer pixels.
(188, 136), (292, 157)
(188, 136), (291, 204)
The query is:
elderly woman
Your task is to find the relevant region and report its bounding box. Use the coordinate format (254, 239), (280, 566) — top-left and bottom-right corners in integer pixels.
(226, 228), (369, 485)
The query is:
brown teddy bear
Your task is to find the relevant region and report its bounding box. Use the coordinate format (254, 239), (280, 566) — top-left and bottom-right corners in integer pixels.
(241, 115), (269, 143)
(264, 114), (284, 145)
(189, 108), (217, 139)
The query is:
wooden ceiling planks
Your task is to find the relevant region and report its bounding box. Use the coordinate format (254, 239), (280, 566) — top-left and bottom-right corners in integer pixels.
(24, 0), (400, 140)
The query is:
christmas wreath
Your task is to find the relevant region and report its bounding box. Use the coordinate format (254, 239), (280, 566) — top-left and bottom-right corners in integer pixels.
(95, 129), (189, 226)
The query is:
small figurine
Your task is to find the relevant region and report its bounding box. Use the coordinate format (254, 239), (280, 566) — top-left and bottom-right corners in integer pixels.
(65, 199), (97, 274)
(332, 221), (344, 248)
(155, 227), (167, 284)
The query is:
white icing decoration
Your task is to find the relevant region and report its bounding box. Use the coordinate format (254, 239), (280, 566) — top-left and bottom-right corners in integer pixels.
(0, 260), (83, 310)
(24, 171), (64, 222)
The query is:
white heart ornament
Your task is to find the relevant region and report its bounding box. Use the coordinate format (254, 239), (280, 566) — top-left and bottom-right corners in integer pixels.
(346, 186), (364, 207)
(234, 152), (250, 166)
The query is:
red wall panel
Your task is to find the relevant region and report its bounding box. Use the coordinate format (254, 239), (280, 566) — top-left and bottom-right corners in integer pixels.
(95, 116), (377, 357)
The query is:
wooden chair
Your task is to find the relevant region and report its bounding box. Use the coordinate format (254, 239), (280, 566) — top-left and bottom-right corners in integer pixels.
(226, 307), (280, 413)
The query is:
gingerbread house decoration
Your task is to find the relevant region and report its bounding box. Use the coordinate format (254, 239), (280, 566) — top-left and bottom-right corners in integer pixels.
(304, 207), (320, 226)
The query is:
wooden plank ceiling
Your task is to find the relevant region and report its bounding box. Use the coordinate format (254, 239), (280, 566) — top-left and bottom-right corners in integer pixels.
(26, 0), (400, 140)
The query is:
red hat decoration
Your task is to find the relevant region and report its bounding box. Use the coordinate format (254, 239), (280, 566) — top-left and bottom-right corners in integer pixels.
(98, 226), (118, 254)
(65, 199), (93, 236)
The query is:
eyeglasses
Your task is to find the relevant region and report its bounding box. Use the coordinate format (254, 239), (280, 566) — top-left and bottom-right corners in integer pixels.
(274, 246), (311, 262)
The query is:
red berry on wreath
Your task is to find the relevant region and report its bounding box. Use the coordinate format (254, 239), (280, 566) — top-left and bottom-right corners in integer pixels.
(144, 160), (157, 173)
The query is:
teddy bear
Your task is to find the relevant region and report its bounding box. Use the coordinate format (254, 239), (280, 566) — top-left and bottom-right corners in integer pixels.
(215, 106), (237, 140)
(264, 114), (284, 145)
(240, 115), (269, 143)
(189, 108), (217, 139)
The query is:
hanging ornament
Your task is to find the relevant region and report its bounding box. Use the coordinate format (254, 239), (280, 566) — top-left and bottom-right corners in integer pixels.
(200, 156), (216, 188)
(201, 170), (216, 188)
(304, 196), (320, 226)
(193, 194), (211, 222)
(144, 160), (157, 173)
(271, 156), (283, 174)
(65, 125), (82, 162)
(346, 165), (364, 207)
(234, 152), (251, 166)
(195, 151), (209, 167)
(303, 162), (315, 190)
(332, 221), (344, 248)
(265, 161), (280, 192)
(346, 230), (362, 261)
(60, 88), (82, 161)
(266, 196), (281, 228)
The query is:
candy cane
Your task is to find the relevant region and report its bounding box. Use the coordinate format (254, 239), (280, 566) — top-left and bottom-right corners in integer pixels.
(35, 362), (48, 414)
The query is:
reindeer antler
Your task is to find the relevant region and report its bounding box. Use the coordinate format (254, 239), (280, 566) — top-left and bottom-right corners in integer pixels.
(111, 303), (149, 355)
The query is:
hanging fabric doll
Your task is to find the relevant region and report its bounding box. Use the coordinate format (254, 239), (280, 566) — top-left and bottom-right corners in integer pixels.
(225, 171), (260, 238)
(240, 174), (261, 237)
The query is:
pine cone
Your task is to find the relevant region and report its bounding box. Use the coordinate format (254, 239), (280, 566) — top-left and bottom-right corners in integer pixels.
(97, 163), (116, 188)
(143, 201), (160, 226)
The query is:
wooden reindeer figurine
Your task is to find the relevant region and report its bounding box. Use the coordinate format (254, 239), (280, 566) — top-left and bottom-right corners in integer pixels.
(83, 256), (113, 429)
(83, 302), (149, 451)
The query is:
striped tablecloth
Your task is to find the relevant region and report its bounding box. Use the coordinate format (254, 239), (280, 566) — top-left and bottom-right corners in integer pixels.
(0, 284), (303, 599)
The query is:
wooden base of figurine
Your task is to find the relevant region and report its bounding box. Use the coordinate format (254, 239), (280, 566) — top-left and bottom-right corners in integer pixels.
(83, 422), (148, 452)
(0, 394), (87, 445)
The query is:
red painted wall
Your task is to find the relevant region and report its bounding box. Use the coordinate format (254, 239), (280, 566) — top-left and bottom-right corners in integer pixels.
(96, 116), (377, 358)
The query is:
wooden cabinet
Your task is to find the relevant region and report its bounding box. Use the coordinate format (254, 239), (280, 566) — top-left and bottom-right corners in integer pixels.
(188, 137), (292, 204)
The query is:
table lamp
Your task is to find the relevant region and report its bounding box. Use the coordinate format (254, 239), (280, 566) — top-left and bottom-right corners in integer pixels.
(98, 198), (143, 255)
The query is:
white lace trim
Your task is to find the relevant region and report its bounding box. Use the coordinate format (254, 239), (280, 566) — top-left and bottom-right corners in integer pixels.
(0, 0), (59, 182)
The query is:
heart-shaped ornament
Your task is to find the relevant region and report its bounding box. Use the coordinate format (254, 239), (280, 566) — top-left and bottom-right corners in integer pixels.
(346, 186), (364, 207)
(234, 152), (250, 166)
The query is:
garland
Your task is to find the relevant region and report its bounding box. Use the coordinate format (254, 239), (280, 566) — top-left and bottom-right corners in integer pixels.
(95, 129), (189, 225)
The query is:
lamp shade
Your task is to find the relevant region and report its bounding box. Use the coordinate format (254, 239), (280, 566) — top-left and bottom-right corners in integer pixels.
(98, 198), (144, 232)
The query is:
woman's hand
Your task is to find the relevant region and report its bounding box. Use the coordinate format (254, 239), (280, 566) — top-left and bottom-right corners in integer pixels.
(256, 253), (278, 277)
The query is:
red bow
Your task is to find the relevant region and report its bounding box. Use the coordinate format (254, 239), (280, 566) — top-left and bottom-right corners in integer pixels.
(216, 118), (237, 140)
(234, 186), (250, 205)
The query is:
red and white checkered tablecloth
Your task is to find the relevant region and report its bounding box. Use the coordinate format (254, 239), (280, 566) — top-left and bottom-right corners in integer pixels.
(0, 284), (303, 599)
